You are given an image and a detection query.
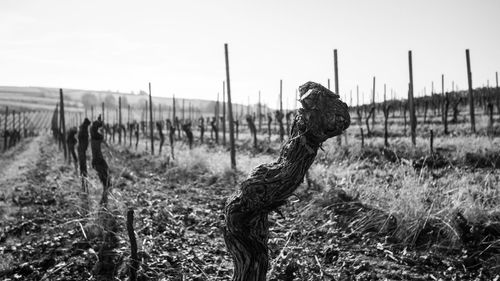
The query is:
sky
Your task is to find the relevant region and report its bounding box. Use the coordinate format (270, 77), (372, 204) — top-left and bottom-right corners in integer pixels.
(1, 0), (499, 108)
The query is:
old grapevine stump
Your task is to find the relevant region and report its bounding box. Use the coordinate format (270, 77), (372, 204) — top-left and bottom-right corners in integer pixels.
(181, 122), (194, 149)
(246, 114), (257, 148)
(223, 82), (350, 281)
(90, 116), (111, 206)
(78, 118), (91, 192)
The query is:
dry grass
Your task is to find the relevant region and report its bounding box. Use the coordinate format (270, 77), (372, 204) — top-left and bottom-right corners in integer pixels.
(304, 126), (500, 254)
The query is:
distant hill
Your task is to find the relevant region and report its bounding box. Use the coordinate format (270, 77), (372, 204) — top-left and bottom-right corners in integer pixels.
(0, 85), (270, 119)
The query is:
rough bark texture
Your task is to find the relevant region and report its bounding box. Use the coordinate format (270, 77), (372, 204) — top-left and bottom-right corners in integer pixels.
(223, 81), (350, 281)
(78, 118), (91, 192)
(90, 116), (111, 206)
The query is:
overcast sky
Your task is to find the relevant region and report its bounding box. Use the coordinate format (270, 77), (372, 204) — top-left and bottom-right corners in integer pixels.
(1, 0), (499, 108)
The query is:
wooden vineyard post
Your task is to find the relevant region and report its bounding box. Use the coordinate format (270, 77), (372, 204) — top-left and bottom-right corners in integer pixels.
(3, 107), (8, 151)
(258, 91), (262, 132)
(149, 83), (154, 155)
(496, 71), (499, 115)
(12, 110), (17, 147)
(101, 102), (105, 122)
(215, 93), (220, 144)
(18, 112), (21, 139)
(225, 43), (236, 170)
(52, 105), (59, 142)
(182, 99), (185, 123)
(143, 101), (148, 150)
(101, 102), (106, 141)
(60, 89), (68, 161)
(360, 127), (364, 148)
(170, 95), (176, 159)
(356, 85), (362, 125)
(223, 82), (350, 280)
(127, 209), (139, 281)
(278, 79), (285, 142)
(430, 129), (434, 155)
(334, 49), (342, 146)
(118, 97), (122, 144)
(372, 76), (376, 129)
(128, 105), (132, 147)
(465, 49), (476, 133)
(223, 81), (227, 146)
(442, 74), (449, 135)
(23, 112), (26, 138)
(199, 117), (205, 143)
(267, 113), (272, 141)
(408, 51), (416, 146)
(383, 84), (390, 147)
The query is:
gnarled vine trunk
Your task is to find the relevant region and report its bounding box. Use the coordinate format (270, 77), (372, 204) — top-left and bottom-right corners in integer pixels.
(365, 106), (375, 137)
(246, 114), (257, 148)
(78, 118), (90, 192)
(182, 122), (194, 149)
(223, 82), (350, 281)
(90, 116), (111, 206)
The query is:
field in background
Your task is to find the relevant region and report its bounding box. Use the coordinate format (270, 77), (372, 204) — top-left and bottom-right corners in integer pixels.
(1, 83), (500, 280)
